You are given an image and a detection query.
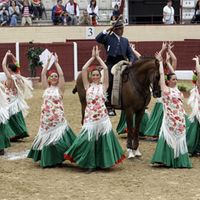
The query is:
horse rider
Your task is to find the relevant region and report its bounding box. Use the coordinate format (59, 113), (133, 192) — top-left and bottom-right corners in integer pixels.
(95, 19), (136, 116)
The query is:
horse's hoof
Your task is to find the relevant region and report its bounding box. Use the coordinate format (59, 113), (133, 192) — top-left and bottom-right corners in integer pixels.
(134, 148), (142, 157)
(108, 109), (116, 116)
(127, 149), (135, 159)
(0, 149), (4, 156)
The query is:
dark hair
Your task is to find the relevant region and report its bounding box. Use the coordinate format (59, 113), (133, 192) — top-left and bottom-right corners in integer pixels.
(195, 0), (200, 10)
(10, 0), (17, 6)
(114, 4), (119, 9)
(90, 0), (96, 8)
(8, 63), (18, 73)
(166, 72), (176, 80)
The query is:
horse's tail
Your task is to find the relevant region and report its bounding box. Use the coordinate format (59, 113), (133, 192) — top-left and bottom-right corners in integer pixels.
(72, 85), (77, 94)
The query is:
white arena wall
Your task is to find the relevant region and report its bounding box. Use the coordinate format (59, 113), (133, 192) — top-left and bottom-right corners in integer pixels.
(0, 25), (200, 43)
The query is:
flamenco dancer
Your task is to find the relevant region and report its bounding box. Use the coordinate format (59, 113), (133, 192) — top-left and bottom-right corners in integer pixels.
(64, 46), (125, 173)
(2, 50), (32, 141)
(0, 84), (15, 155)
(151, 52), (191, 168)
(186, 55), (200, 156)
(28, 53), (76, 168)
(144, 42), (177, 138)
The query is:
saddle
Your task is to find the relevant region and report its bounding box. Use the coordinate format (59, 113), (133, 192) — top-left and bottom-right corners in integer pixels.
(111, 60), (130, 108)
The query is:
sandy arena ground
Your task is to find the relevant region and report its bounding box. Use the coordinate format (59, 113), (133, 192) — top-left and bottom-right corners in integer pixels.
(0, 81), (200, 200)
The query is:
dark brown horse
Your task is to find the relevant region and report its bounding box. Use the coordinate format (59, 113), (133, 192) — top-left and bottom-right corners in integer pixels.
(73, 58), (161, 156)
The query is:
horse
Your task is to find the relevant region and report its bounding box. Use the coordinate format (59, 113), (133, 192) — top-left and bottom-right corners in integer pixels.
(72, 57), (161, 158)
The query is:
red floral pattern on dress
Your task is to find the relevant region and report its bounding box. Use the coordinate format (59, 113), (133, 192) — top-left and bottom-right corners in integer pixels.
(162, 87), (185, 135)
(40, 86), (65, 131)
(84, 83), (108, 123)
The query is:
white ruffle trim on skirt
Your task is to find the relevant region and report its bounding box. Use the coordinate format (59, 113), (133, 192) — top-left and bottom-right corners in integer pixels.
(32, 122), (69, 150)
(0, 107), (9, 124)
(81, 116), (112, 141)
(160, 116), (188, 158)
(8, 97), (29, 117)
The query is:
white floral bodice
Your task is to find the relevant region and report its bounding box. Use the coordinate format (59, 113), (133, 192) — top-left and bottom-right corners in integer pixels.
(161, 87), (188, 158)
(162, 87), (185, 136)
(40, 86), (66, 131)
(84, 83), (108, 124)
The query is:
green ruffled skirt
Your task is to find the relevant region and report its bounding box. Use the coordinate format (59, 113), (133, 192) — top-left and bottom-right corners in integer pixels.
(64, 129), (125, 169)
(28, 127), (76, 168)
(8, 111), (29, 139)
(144, 102), (163, 137)
(116, 111), (149, 136)
(186, 117), (200, 155)
(151, 135), (192, 168)
(0, 123), (12, 149)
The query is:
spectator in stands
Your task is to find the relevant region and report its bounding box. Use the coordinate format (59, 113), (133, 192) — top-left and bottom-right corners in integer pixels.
(110, 4), (120, 22)
(79, 9), (91, 26)
(15, 0), (24, 9)
(51, 0), (65, 25)
(0, 6), (9, 26)
(162, 0), (175, 24)
(31, 0), (43, 20)
(191, 0), (200, 24)
(87, 0), (98, 26)
(8, 1), (20, 26)
(21, 0), (33, 26)
(0, 0), (10, 8)
(65, 0), (79, 25)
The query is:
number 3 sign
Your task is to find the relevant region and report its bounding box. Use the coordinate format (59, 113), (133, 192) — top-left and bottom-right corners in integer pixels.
(86, 27), (95, 39)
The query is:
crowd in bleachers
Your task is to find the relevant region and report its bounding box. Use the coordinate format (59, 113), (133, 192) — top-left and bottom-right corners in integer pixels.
(0, 0), (199, 26)
(50, 0), (121, 26)
(0, 0), (120, 26)
(0, 0), (46, 26)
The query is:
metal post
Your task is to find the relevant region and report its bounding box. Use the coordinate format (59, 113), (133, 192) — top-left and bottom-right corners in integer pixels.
(73, 42), (78, 80)
(15, 42), (20, 64)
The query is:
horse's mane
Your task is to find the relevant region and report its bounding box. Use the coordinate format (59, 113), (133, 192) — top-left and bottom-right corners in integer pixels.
(131, 56), (155, 68)
(122, 57), (157, 75)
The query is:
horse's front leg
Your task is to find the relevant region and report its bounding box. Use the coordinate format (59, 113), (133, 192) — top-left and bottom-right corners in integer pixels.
(125, 109), (135, 158)
(133, 110), (145, 157)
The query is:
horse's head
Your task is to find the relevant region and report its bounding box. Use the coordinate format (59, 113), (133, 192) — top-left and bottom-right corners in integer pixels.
(122, 58), (161, 101)
(149, 59), (161, 98)
(136, 58), (161, 98)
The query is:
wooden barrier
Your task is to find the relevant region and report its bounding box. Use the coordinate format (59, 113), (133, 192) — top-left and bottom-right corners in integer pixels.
(0, 40), (200, 80)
